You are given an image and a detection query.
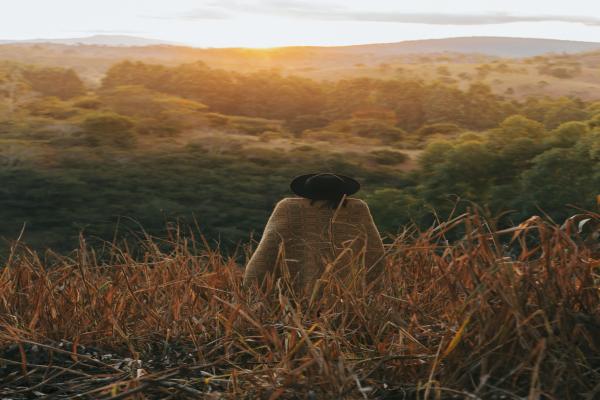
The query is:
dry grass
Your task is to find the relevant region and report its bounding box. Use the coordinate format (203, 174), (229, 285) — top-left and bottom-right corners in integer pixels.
(1, 211), (599, 399)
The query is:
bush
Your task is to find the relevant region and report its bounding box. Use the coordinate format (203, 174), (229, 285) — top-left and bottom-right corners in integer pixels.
(72, 96), (102, 110)
(301, 130), (348, 142)
(537, 62), (582, 79)
(78, 111), (136, 147)
(228, 116), (283, 135)
(285, 114), (330, 135)
(550, 121), (589, 147)
(135, 117), (181, 136)
(258, 131), (283, 142)
(25, 97), (80, 120)
(98, 85), (209, 134)
(327, 118), (406, 144)
(416, 122), (463, 136)
(22, 66), (86, 99)
(369, 149), (409, 165)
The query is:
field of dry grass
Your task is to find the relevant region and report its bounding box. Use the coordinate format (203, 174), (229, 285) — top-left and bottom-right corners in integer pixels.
(1, 210), (599, 399)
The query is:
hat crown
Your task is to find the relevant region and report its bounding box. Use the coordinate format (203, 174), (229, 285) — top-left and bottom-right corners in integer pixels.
(305, 174), (345, 196)
(290, 173), (360, 200)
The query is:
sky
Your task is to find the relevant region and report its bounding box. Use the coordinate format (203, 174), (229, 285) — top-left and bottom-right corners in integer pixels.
(1, 0), (600, 47)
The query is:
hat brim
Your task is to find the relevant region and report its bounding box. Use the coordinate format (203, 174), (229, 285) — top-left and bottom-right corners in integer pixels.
(290, 174), (360, 199)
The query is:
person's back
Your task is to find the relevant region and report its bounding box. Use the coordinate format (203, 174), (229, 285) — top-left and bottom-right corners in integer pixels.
(243, 175), (385, 292)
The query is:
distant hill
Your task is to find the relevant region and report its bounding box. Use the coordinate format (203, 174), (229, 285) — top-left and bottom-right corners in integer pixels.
(332, 37), (600, 58)
(1, 35), (599, 55)
(0, 34), (178, 47)
(2, 36), (600, 99)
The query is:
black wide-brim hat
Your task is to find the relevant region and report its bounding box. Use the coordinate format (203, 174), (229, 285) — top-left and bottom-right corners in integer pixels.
(290, 173), (360, 200)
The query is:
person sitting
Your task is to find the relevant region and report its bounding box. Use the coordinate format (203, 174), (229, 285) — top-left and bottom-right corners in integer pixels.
(243, 173), (385, 293)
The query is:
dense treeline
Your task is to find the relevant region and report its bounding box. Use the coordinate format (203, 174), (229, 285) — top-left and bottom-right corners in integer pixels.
(370, 116), (600, 233)
(101, 61), (517, 131)
(0, 148), (402, 254)
(0, 60), (599, 254)
(100, 60), (596, 133)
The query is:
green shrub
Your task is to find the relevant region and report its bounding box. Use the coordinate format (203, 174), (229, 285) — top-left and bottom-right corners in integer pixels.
(549, 121), (589, 147)
(78, 111), (136, 147)
(325, 118), (406, 144)
(22, 66), (86, 99)
(25, 97), (80, 120)
(97, 85), (209, 134)
(285, 114), (330, 135)
(369, 149), (409, 165)
(416, 123), (463, 136)
(72, 96), (102, 110)
(228, 116), (283, 135)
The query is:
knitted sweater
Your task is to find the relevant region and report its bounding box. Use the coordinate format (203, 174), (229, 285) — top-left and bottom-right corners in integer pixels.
(243, 197), (385, 290)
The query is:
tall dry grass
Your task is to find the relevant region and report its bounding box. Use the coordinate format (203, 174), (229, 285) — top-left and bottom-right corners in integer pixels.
(1, 211), (599, 399)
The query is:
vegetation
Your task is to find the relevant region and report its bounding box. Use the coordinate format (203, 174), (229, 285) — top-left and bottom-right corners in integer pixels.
(1, 60), (600, 254)
(0, 41), (599, 398)
(1, 211), (598, 398)
(3, 40), (600, 100)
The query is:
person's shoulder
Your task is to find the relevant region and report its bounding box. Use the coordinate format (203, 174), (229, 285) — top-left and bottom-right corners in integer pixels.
(274, 197), (369, 210)
(276, 197), (306, 204)
(274, 197), (309, 209)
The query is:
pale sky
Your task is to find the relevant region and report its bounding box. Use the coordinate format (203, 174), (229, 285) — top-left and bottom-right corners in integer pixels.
(2, 0), (600, 47)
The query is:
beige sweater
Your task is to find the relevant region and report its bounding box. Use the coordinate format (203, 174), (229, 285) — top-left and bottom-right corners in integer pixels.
(243, 197), (385, 290)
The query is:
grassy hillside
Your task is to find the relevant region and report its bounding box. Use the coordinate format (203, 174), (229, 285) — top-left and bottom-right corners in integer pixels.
(1, 38), (600, 99)
(1, 59), (599, 254)
(1, 211), (598, 398)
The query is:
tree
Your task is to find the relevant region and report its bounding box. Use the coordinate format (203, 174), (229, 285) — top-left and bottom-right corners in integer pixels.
(417, 140), (498, 215)
(22, 67), (85, 99)
(492, 137), (547, 185)
(489, 115), (546, 145)
(549, 121), (589, 148)
(522, 97), (588, 129)
(417, 140), (453, 176)
(98, 85), (209, 135)
(422, 83), (467, 126)
(417, 123), (463, 137)
(365, 188), (420, 233)
(285, 114), (330, 135)
(543, 105), (588, 129)
(79, 112), (136, 147)
(519, 147), (598, 219)
(464, 83), (514, 130)
(373, 79), (425, 131)
(369, 150), (408, 165)
(25, 96), (79, 120)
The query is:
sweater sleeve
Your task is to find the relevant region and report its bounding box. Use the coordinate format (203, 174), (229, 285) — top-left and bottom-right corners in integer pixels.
(243, 201), (286, 287)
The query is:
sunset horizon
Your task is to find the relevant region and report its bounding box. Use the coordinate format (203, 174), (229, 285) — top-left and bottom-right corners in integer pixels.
(4, 33), (600, 50)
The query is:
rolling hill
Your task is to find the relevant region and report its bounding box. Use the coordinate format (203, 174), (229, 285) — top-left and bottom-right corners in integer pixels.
(2, 35), (600, 56)
(334, 36), (600, 57)
(1, 35), (600, 99)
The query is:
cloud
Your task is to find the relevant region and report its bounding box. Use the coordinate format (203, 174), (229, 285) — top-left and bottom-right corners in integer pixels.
(143, 5), (231, 20)
(173, 8), (231, 20)
(63, 29), (145, 34)
(345, 12), (600, 26)
(169, 0), (600, 26)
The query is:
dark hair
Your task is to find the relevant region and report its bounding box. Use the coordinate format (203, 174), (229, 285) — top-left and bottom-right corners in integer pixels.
(309, 195), (348, 210)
